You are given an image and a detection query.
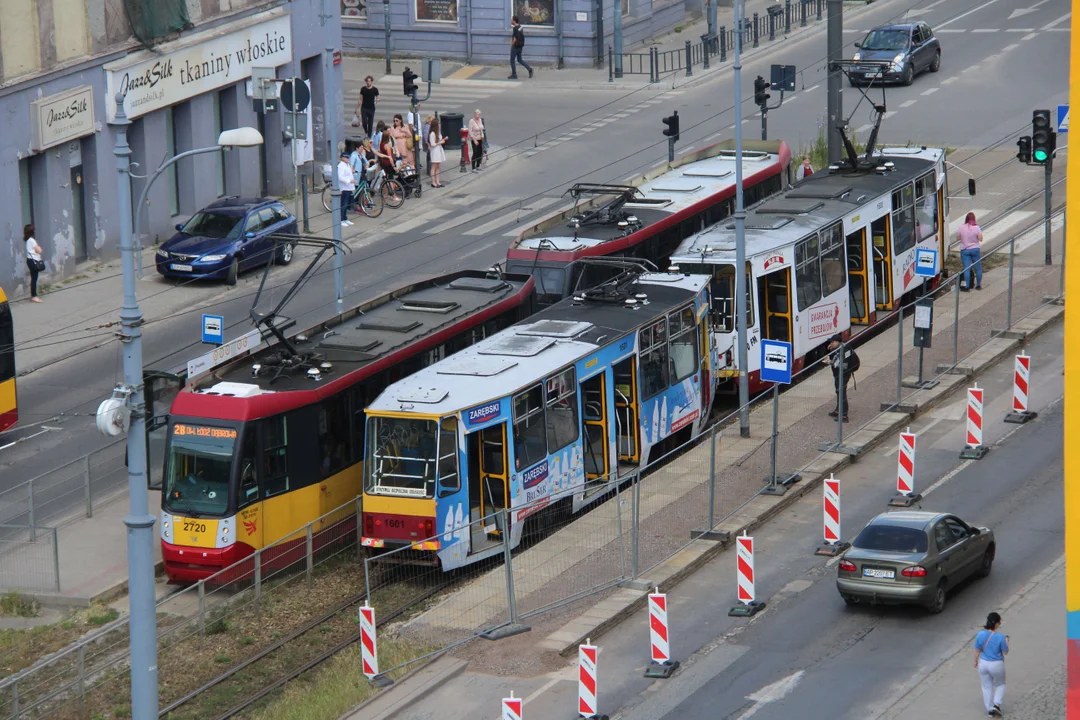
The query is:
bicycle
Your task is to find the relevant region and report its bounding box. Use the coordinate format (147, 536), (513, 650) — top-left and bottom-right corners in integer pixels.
(321, 169), (386, 218)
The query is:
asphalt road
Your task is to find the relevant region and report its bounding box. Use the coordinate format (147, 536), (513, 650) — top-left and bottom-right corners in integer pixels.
(2, 0), (1069, 495)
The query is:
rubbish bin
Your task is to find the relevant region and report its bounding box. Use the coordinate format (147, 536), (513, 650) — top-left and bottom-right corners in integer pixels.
(440, 112), (465, 149)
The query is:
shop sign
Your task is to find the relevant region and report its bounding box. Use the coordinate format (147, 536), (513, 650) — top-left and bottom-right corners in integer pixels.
(31, 86), (96, 152)
(415, 0), (458, 22)
(104, 13), (292, 122)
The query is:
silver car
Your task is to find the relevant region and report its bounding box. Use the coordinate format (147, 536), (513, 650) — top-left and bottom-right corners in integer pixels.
(836, 511), (995, 614)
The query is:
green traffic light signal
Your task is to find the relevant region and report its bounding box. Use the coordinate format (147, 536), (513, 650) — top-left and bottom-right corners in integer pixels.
(1034, 148), (1048, 162)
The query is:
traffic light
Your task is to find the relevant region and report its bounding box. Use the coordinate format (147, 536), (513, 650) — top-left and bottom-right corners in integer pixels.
(402, 67), (418, 97)
(662, 111), (679, 142)
(1031, 109), (1055, 164)
(1016, 136), (1031, 164)
(754, 75), (770, 108)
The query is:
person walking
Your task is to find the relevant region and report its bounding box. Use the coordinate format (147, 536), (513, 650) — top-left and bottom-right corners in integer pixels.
(957, 211), (984, 291)
(509, 16), (533, 79)
(822, 334), (857, 422)
(468, 109), (485, 172)
(355, 76), (379, 138)
(974, 612), (1009, 716)
(796, 155), (814, 181)
(337, 152), (355, 227)
(428, 116), (447, 188)
(24, 224), (44, 303)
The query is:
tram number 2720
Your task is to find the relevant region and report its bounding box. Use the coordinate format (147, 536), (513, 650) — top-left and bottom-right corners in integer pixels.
(183, 520), (208, 533)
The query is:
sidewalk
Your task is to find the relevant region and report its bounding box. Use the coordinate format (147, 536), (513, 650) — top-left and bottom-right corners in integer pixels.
(882, 556), (1066, 720)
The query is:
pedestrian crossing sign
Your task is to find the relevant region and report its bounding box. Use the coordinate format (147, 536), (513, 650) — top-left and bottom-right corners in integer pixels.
(1058, 105), (1069, 134)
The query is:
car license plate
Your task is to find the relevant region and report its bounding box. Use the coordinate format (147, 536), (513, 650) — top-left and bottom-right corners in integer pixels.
(863, 567), (895, 579)
(170, 263), (192, 272)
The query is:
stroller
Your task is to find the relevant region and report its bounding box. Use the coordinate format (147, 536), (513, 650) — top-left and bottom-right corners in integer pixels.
(397, 163), (422, 198)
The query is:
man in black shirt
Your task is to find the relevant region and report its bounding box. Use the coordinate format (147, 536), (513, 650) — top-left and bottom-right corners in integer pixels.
(509, 16), (533, 80)
(356, 75), (379, 137)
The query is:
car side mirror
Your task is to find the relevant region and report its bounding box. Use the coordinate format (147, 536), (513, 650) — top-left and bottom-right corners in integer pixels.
(175, 223), (184, 231)
(969, 527), (980, 536)
(246, 232), (256, 239)
(854, 42), (862, 48)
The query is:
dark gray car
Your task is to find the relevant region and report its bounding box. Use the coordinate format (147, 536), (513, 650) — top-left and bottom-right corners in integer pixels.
(836, 511), (994, 613)
(850, 22), (942, 86)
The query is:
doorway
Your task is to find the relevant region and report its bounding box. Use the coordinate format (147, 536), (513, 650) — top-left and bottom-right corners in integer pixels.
(580, 372), (609, 486)
(71, 167), (88, 262)
(846, 228), (869, 323)
(612, 357), (639, 465)
(757, 269), (792, 343)
(871, 215), (893, 310)
(466, 423), (508, 550)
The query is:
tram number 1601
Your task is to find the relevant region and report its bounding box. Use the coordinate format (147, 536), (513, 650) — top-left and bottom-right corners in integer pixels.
(183, 521), (208, 533)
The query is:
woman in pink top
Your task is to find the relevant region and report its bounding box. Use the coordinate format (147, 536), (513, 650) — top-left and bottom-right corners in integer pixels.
(957, 212), (984, 291)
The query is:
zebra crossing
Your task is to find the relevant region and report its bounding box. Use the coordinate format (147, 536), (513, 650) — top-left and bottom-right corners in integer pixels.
(341, 77), (519, 131)
(521, 91), (681, 158)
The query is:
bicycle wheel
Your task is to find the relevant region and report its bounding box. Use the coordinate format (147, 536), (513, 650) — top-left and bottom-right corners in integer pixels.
(382, 179), (405, 209)
(321, 185), (332, 212)
(360, 189), (384, 218)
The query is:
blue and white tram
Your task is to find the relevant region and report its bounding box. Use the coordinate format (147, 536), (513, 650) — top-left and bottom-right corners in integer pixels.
(671, 146), (950, 393)
(361, 271), (715, 569)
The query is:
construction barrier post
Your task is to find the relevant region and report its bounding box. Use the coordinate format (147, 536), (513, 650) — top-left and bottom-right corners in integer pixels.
(644, 589), (680, 678)
(960, 384), (990, 459)
(578, 640), (609, 719)
(1004, 353), (1038, 424)
(503, 691), (522, 720)
(889, 428), (923, 507)
(360, 604), (393, 687)
(815, 474), (850, 556)
(728, 532), (766, 616)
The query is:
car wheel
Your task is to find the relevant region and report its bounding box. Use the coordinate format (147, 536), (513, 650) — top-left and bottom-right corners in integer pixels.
(842, 595), (859, 606)
(226, 257), (239, 286)
(926, 581), (947, 614)
(977, 545), (995, 578)
(929, 51), (941, 73)
(276, 241), (295, 266)
(901, 63), (914, 86)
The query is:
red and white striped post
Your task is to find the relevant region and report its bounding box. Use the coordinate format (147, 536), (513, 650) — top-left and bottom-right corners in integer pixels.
(728, 532), (766, 616)
(815, 474), (850, 556)
(1005, 353), (1038, 424)
(359, 604), (379, 680)
(502, 692), (522, 720)
(889, 429), (922, 507)
(577, 640), (609, 719)
(960, 384), (990, 459)
(644, 589), (680, 678)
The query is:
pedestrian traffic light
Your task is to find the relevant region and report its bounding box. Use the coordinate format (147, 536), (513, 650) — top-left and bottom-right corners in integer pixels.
(1016, 135), (1031, 164)
(754, 75), (770, 108)
(403, 67), (418, 97)
(662, 112), (679, 142)
(1031, 109), (1055, 164)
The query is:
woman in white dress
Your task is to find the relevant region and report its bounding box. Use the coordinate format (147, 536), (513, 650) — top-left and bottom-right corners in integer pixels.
(428, 117), (448, 188)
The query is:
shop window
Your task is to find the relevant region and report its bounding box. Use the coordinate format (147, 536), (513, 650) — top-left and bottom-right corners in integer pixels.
(513, 385), (547, 470)
(639, 319), (669, 400)
(819, 222), (847, 297)
(18, 158), (34, 229)
(795, 235), (822, 311)
(545, 368), (579, 453)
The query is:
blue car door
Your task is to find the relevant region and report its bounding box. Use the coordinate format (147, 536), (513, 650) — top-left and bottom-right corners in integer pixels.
(248, 207), (278, 269)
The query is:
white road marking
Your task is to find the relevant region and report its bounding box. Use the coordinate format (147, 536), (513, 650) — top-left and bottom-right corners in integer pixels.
(905, 0), (950, 17)
(982, 210), (1038, 244)
(856, 123), (874, 134)
(937, 28), (967, 33)
(948, 208), (990, 235)
(962, 65), (981, 73)
(937, 0), (1002, 29)
(1013, 213), (1065, 254)
(806, 84), (820, 92)
(1009, 0), (1052, 19)
(1022, 32), (1038, 40)
(899, 100), (917, 108)
(941, 76), (960, 84)
(704, 132), (725, 142)
(972, 28), (1000, 32)
(728, 123), (736, 129)
(463, 214), (520, 236)
(1047, 26), (1070, 31)
(1041, 12), (1071, 30)
(921, 87), (939, 96)
(1006, 27), (1036, 31)
(1002, 43), (1020, 51)
(736, 672), (805, 720)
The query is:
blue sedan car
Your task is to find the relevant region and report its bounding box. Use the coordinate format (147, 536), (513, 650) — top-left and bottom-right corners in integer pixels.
(155, 198), (298, 286)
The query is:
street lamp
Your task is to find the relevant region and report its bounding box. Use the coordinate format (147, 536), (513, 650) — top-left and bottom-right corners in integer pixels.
(134, 126), (264, 277)
(102, 92), (261, 720)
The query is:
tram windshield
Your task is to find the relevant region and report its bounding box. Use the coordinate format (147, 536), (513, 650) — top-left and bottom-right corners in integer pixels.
(366, 416), (438, 497)
(163, 423), (237, 517)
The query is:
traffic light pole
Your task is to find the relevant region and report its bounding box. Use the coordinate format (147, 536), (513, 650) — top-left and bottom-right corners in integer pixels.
(668, 136), (675, 163)
(1045, 158), (1053, 266)
(760, 108), (767, 141)
(734, 0), (750, 438)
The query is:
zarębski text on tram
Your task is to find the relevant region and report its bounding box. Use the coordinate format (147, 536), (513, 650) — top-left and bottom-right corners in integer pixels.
(361, 266), (716, 570)
(671, 137), (959, 394)
(505, 139), (791, 305)
(156, 270), (535, 583)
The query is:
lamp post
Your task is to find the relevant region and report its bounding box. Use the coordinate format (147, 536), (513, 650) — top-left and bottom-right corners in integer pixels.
(107, 93), (262, 719)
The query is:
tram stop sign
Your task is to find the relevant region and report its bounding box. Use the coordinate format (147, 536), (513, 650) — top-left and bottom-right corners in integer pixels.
(280, 78), (311, 112)
(914, 247), (937, 278)
(760, 339), (793, 384)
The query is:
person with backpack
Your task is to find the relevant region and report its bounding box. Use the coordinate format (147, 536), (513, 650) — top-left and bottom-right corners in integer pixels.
(822, 334), (859, 422)
(508, 16), (534, 79)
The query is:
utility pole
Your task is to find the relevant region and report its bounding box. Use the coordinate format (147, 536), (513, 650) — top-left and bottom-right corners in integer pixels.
(826, 0), (843, 164)
(734, 0), (750, 438)
(383, 0), (392, 75)
(614, 0), (624, 78)
(109, 93), (158, 720)
(322, 0), (344, 312)
(1045, 159), (1053, 265)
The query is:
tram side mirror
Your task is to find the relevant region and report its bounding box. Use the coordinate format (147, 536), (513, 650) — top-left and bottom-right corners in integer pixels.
(967, 178), (976, 196)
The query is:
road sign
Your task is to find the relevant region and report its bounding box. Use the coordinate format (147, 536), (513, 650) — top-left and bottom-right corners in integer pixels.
(760, 339), (792, 384)
(770, 64), (796, 92)
(201, 314), (224, 345)
(914, 247), (937, 278)
(280, 78), (311, 112)
(1058, 104), (1069, 133)
(187, 329), (262, 379)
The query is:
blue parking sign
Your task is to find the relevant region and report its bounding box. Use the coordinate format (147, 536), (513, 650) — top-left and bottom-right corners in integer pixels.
(202, 314), (224, 345)
(760, 340), (792, 384)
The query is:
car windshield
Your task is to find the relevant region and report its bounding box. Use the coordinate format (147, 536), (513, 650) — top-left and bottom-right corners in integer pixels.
(180, 211), (245, 240)
(365, 416), (437, 497)
(163, 423), (237, 517)
(852, 524), (928, 553)
(862, 29), (910, 51)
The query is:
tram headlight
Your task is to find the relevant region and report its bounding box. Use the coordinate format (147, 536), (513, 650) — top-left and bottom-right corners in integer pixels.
(162, 520), (171, 540)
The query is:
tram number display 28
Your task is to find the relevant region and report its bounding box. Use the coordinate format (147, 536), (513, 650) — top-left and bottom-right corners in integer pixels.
(172, 423), (238, 440)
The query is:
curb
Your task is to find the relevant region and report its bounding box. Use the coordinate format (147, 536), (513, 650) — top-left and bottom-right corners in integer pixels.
(31, 560), (166, 611)
(339, 656), (468, 720)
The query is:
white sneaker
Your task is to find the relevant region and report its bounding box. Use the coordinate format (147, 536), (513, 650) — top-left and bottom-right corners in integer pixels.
(342, 220), (353, 227)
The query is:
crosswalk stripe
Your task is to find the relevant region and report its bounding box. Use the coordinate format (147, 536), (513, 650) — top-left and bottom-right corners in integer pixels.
(948, 208), (990, 235)
(384, 207), (452, 234)
(982, 210), (1037, 244)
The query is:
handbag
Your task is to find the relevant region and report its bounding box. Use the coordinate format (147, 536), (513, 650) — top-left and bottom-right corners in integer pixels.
(31, 258), (45, 272)
(351, 113), (361, 127)
(405, 135), (415, 152)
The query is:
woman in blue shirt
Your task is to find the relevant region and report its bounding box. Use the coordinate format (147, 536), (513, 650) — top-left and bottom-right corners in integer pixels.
(973, 612), (1009, 716)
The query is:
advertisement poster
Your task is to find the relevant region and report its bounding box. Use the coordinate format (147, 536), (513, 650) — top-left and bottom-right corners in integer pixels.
(416, 0), (458, 22)
(341, 0), (367, 18)
(517, 0), (554, 26)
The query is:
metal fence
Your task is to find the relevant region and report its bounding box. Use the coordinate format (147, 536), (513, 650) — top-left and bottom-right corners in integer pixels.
(0, 526), (59, 593)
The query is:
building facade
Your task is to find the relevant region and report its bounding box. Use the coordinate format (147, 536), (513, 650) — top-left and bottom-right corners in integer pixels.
(341, 0), (702, 68)
(0, 0), (344, 298)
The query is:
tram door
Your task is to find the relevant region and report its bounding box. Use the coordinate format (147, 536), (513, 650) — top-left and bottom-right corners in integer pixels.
(872, 215), (894, 310)
(613, 357), (640, 465)
(580, 372), (610, 485)
(757, 269), (793, 343)
(846, 228), (870, 324)
(466, 423), (508, 547)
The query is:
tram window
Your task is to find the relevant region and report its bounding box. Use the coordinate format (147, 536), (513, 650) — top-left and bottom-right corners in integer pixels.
(703, 264), (752, 333)
(366, 416), (437, 496)
(513, 385), (548, 470)
(891, 185), (916, 256)
(350, 386), (369, 463)
(319, 396), (350, 478)
(535, 266), (567, 305)
(669, 307), (699, 382)
(545, 368), (579, 453)
(914, 173), (938, 243)
(795, 235), (822, 311)
(237, 428), (259, 509)
(437, 417), (460, 498)
(639, 320), (669, 400)
(820, 223), (847, 298)
(261, 416), (290, 498)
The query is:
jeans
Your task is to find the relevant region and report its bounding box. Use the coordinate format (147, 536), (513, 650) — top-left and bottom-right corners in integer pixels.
(961, 247), (982, 288)
(978, 658), (1006, 712)
(340, 190), (352, 221)
(510, 47), (532, 77)
(361, 107), (375, 137)
(471, 139), (484, 169)
(26, 259), (39, 297)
